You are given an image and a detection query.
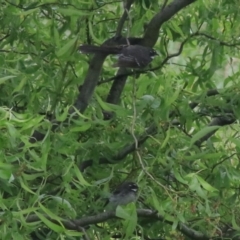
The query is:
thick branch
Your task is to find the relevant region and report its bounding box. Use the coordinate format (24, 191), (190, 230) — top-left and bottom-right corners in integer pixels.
(73, 53), (107, 112)
(143, 0), (197, 46)
(26, 209), (209, 239)
(73, 1), (135, 113)
(195, 115), (236, 147)
(106, 67), (129, 104)
(107, 0), (197, 104)
(189, 89), (220, 109)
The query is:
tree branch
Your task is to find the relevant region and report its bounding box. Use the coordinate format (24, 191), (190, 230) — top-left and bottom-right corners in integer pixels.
(143, 0), (197, 46)
(194, 115), (236, 147)
(26, 209), (210, 240)
(79, 124), (157, 171)
(107, 0), (197, 105)
(80, 88), (236, 172)
(73, 1), (135, 113)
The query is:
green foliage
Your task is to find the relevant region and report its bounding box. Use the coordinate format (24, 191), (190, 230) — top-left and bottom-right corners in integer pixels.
(1, 0), (240, 239)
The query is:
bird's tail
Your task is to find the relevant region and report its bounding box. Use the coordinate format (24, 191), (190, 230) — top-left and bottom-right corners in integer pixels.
(79, 45), (122, 54)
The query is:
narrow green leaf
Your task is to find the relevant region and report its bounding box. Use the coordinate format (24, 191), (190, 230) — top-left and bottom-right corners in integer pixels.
(195, 185), (207, 199)
(19, 177), (36, 195)
(13, 76), (27, 92)
(70, 122), (91, 132)
(208, 43), (222, 78)
(196, 175), (218, 192)
(229, 138), (240, 151)
(115, 206), (130, 219)
(55, 106), (69, 122)
(14, 8), (38, 15)
(41, 138), (50, 171)
(161, 127), (171, 149)
(173, 168), (188, 185)
(232, 211), (240, 230)
(172, 218), (179, 230)
(122, 204), (137, 238)
(88, 20), (102, 44)
(20, 115), (45, 131)
(58, 8), (90, 16)
(53, 26), (60, 48)
(35, 211), (64, 233)
(73, 164), (91, 186)
(95, 93), (113, 111)
(0, 169), (12, 180)
(64, 230), (83, 237)
(56, 36), (78, 57)
(0, 76), (16, 84)
(190, 126), (220, 146)
(51, 196), (75, 212)
(39, 202), (62, 222)
(115, 204), (138, 238)
(11, 232), (25, 240)
(187, 174), (208, 199)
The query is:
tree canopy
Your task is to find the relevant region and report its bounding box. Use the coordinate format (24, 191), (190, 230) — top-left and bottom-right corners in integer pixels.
(1, 0), (240, 239)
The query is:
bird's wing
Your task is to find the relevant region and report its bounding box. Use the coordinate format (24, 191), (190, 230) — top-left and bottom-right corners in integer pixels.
(113, 55), (140, 68)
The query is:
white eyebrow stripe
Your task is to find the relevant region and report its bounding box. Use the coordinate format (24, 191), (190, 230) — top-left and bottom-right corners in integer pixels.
(131, 189), (138, 192)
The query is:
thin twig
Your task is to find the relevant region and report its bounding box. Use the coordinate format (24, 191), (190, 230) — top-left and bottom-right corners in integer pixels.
(129, 73), (174, 199)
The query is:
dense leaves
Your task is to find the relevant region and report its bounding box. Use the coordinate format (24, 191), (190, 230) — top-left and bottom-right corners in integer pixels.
(1, 0), (240, 239)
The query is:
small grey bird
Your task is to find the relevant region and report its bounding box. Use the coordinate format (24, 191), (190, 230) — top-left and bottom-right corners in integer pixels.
(104, 181), (138, 209)
(79, 44), (158, 68)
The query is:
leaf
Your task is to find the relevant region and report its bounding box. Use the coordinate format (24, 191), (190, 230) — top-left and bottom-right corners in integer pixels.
(73, 164), (91, 186)
(40, 137), (50, 171)
(161, 128), (171, 149)
(116, 204), (138, 239)
(11, 232), (25, 240)
(55, 106), (69, 122)
(186, 174), (207, 199)
(195, 184), (207, 199)
(196, 175), (218, 192)
(88, 20), (102, 44)
(53, 26), (60, 48)
(39, 203), (63, 223)
(172, 218), (179, 230)
(56, 36), (78, 57)
(70, 122), (92, 132)
(190, 126), (220, 146)
(0, 169), (12, 180)
(94, 170), (114, 185)
(19, 177), (36, 195)
(15, 8), (38, 15)
(58, 8), (90, 16)
(184, 151), (210, 161)
(13, 76), (27, 92)
(229, 138), (240, 152)
(95, 93), (113, 111)
(0, 75), (16, 84)
(115, 206), (130, 219)
(64, 230), (83, 237)
(19, 115), (45, 131)
(207, 43), (223, 78)
(173, 168), (188, 185)
(51, 196), (74, 210)
(171, 21), (184, 38)
(177, 212), (185, 223)
(35, 211), (64, 233)
(232, 211), (240, 230)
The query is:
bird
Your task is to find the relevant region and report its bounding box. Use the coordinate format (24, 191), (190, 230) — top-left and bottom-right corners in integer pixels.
(79, 44), (158, 68)
(104, 181), (138, 209)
